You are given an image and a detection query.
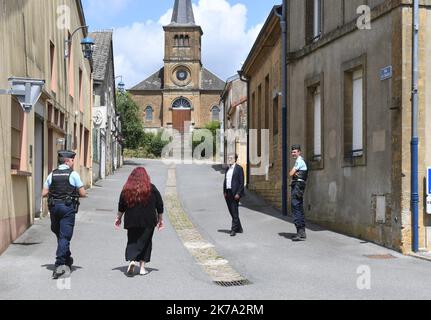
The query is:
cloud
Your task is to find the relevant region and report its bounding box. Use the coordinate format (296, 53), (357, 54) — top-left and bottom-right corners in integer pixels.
(113, 0), (263, 88)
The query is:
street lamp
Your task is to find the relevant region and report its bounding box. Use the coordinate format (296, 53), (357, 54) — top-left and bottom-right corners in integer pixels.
(65, 26), (95, 60)
(0, 77), (45, 113)
(115, 76), (125, 93)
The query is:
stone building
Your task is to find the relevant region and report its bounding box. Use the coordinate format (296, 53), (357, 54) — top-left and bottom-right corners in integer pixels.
(129, 0), (225, 134)
(0, 0), (93, 254)
(220, 75), (248, 172)
(241, 7), (283, 205)
(242, 0), (431, 254)
(90, 30), (123, 182)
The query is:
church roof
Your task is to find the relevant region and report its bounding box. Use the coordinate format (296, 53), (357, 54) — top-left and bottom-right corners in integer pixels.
(89, 31), (113, 82)
(169, 0), (196, 26)
(200, 68), (225, 91)
(129, 67), (225, 92)
(130, 68), (164, 91)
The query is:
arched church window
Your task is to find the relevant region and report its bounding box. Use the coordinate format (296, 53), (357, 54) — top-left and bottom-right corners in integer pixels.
(185, 35), (190, 47)
(211, 106), (220, 121)
(172, 97), (192, 110)
(174, 35), (179, 46)
(179, 35), (185, 46)
(145, 106), (153, 121)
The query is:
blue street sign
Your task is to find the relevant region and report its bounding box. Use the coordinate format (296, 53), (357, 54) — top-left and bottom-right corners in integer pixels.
(428, 167), (431, 195)
(380, 66), (393, 81)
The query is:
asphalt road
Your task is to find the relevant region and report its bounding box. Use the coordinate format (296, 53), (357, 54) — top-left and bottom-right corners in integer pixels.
(1, 159), (431, 300)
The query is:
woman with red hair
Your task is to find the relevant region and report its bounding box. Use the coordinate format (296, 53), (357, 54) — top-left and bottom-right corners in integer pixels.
(115, 167), (164, 277)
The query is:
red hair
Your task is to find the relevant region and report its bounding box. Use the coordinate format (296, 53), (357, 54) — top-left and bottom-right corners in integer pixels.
(122, 167), (152, 208)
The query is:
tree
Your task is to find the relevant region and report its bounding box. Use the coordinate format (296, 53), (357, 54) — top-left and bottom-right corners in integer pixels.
(116, 92), (145, 150)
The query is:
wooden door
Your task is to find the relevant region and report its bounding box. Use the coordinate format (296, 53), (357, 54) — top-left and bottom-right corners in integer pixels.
(172, 109), (191, 134)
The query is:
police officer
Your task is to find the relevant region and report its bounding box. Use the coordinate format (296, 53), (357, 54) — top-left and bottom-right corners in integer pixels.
(289, 145), (308, 242)
(42, 151), (86, 279)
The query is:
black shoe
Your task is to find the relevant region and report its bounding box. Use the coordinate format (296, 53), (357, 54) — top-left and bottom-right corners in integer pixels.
(292, 228), (306, 242)
(52, 267), (66, 280)
(230, 231), (237, 237)
(237, 229), (244, 234)
(300, 228), (307, 240)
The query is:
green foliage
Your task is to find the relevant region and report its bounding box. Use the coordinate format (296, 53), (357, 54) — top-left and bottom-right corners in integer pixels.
(192, 121), (221, 158)
(116, 92), (145, 150)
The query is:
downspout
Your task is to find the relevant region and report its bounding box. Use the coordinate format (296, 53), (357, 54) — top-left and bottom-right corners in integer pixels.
(276, 1), (288, 216)
(411, 0), (419, 253)
(238, 71), (250, 188)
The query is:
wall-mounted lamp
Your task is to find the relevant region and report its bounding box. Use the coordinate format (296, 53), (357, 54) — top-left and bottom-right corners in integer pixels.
(115, 76), (125, 93)
(65, 26), (95, 60)
(0, 77), (45, 113)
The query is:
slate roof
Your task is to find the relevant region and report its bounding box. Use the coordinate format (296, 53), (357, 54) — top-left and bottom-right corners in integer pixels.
(130, 67), (225, 92)
(89, 31), (113, 82)
(200, 68), (225, 91)
(169, 0), (196, 26)
(130, 68), (164, 91)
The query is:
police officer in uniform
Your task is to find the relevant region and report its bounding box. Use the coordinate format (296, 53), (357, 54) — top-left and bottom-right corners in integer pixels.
(289, 145), (308, 242)
(42, 151), (86, 279)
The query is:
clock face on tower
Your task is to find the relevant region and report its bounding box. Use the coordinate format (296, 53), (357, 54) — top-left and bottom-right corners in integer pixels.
(177, 70), (188, 81)
(172, 66), (191, 87)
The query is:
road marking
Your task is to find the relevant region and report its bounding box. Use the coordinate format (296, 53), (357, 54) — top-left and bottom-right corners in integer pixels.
(165, 165), (249, 284)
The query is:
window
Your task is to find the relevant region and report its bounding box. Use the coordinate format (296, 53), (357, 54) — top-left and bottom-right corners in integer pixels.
(145, 106), (154, 122)
(306, 75), (324, 169)
(352, 69), (364, 157)
(265, 75), (270, 130)
(11, 100), (24, 170)
(343, 60), (366, 166)
(185, 35), (190, 47)
(273, 95), (279, 160)
(313, 85), (322, 160)
(79, 68), (83, 112)
(174, 35), (179, 46)
(211, 106), (220, 122)
(84, 128), (90, 167)
(68, 31), (74, 97)
(306, 0), (322, 44)
(50, 41), (57, 92)
(80, 124), (84, 166)
(172, 97), (191, 110)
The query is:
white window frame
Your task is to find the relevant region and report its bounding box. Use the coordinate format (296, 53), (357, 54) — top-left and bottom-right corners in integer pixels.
(352, 69), (364, 157)
(313, 85), (322, 160)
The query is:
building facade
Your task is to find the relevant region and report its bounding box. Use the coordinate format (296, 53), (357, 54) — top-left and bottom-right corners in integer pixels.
(221, 75), (248, 172)
(242, 7), (283, 206)
(243, 0), (431, 253)
(90, 30), (123, 182)
(129, 0), (225, 135)
(0, 0), (93, 254)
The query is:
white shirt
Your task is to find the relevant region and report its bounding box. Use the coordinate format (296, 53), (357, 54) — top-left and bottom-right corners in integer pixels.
(226, 163), (236, 189)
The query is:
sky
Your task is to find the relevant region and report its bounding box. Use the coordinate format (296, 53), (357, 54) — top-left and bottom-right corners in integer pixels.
(82, 0), (278, 88)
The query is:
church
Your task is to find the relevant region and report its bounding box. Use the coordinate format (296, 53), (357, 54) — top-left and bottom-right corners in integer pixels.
(129, 0), (225, 134)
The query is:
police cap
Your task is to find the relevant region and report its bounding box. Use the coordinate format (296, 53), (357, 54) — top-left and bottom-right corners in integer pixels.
(291, 144), (302, 151)
(58, 150), (76, 159)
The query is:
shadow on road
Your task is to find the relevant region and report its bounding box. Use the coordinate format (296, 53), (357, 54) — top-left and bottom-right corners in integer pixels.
(217, 229), (231, 234)
(41, 264), (83, 273)
(112, 266), (160, 275)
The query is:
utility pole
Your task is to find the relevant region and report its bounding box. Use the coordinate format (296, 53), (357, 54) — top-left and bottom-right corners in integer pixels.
(411, 0), (419, 253)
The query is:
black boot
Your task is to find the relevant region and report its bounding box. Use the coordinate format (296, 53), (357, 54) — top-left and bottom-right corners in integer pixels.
(292, 228), (306, 242)
(300, 228), (307, 240)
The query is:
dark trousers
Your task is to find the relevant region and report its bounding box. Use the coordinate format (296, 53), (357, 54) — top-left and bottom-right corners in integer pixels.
(50, 203), (76, 267)
(225, 190), (243, 232)
(126, 228), (155, 263)
(291, 182), (306, 229)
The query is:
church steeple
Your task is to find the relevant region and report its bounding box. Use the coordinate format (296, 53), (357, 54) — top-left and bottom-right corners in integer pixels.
(171, 0), (196, 25)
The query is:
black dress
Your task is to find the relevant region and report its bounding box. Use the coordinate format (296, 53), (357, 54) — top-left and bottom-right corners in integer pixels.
(118, 184), (164, 263)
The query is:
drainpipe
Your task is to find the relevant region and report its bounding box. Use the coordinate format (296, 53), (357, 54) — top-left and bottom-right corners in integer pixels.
(275, 1), (288, 216)
(238, 71), (250, 188)
(411, 0), (419, 253)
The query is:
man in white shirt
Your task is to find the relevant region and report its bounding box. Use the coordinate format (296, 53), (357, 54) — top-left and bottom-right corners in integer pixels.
(223, 154), (245, 237)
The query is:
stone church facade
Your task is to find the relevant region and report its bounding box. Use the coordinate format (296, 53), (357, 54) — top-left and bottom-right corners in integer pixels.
(129, 0), (225, 134)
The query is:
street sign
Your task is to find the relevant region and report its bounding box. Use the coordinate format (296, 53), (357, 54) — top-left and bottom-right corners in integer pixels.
(427, 167), (431, 195)
(380, 66), (393, 81)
